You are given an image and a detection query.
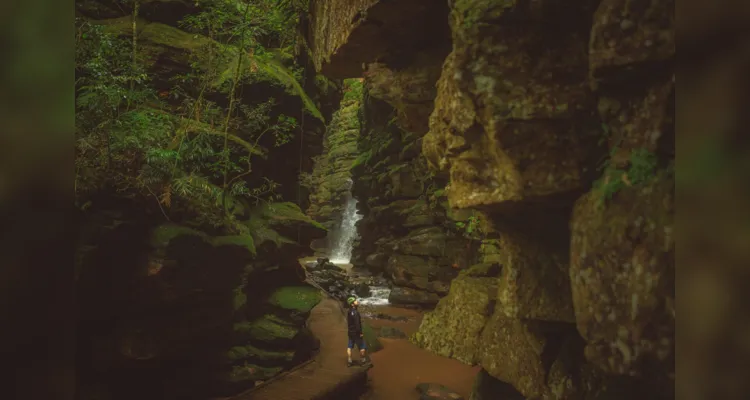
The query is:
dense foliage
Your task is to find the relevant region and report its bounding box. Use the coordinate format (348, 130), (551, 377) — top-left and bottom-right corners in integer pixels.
(75, 0), (311, 232)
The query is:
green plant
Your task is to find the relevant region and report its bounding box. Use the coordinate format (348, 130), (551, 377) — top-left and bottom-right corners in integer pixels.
(342, 78), (364, 102)
(455, 215), (482, 239)
(594, 147), (658, 207)
(75, 0), (312, 233)
(351, 150), (372, 169)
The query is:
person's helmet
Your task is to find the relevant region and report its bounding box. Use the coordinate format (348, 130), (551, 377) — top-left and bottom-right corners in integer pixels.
(347, 297), (357, 306)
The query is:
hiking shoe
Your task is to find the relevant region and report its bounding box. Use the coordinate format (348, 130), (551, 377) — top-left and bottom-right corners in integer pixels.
(347, 360), (354, 367)
(360, 358), (371, 366)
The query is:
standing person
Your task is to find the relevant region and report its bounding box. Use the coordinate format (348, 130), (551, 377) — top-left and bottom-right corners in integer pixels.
(346, 296), (369, 367)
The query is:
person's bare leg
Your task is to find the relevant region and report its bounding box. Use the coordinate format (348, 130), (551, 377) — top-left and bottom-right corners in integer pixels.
(360, 348), (367, 364)
(347, 347), (352, 364)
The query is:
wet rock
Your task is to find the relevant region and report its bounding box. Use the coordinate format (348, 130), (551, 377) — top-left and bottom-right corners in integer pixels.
(378, 326), (407, 339)
(354, 282), (372, 298)
(365, 252), (389, 270)
(416, 382), (464, 400)
(388, 287), (441, 307)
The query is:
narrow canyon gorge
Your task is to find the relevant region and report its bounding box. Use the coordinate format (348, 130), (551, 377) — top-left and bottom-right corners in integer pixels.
(72, 0), (675, 399)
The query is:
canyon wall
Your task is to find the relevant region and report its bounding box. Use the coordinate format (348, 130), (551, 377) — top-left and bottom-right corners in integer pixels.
(308, 0), (674, 398)
(75, 2), (341, 398)
(308, 0), (490, 306)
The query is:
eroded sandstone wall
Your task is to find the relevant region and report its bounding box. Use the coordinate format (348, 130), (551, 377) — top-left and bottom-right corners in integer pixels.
(306, 80), (362, 230)
(308, 0), (674, 398)
(308, 0), (480, 306)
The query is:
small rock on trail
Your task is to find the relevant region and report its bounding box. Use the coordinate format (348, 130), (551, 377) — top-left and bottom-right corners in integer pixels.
(378, 326), (407, 339)
(416, 382), (464, 400)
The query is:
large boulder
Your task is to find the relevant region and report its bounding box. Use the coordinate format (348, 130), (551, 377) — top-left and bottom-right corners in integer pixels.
(570, 169), (674, 376)
(388, 287), (441, 307)
(76, 215), (322, 399)
(422, 0), (601, 210)
(412, 275), (498, 364)
(385, 254), (455, 294)
(569, 0), (675, 379)
(495, 232), (575, 323)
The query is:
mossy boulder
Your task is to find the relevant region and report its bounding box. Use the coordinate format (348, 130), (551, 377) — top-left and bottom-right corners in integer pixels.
(460, 263), (501, 278)
(570, 169), (674, 376)
(422, 0), (599, 210)
(246, 202), (326, 250)
(362, 321), (383, 353)
(494, 232), (575, 323)
(151, 223), (256, 255)
(267, 286), (323, 313)
(385, 254), (452, 294)
(412, 275), (497, 364)
(235, 315), (300, 346)
(388, 287), (441, 307)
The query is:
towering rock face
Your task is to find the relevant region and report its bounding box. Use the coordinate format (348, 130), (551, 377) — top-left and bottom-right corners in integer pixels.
(308, 0), (477, 305)
(75, 2), (341, 398)
(306, 80), (362, 230)
(308, 0), (674, 398)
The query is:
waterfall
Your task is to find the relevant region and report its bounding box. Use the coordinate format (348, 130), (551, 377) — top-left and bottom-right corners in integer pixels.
(358, 286), (391, 306)
(329, 181), (363, 264)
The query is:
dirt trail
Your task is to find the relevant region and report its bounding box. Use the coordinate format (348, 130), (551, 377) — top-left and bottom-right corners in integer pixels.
(231, 298), (370, 400)
(361, 306), (478, 400)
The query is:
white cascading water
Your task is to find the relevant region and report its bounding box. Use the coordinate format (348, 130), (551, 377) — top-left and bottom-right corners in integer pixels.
(329, 181), (363, 264)
(358, 286), (391, 306)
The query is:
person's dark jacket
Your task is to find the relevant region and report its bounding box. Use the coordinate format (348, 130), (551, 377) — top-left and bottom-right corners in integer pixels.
(347, 307), (363, 337)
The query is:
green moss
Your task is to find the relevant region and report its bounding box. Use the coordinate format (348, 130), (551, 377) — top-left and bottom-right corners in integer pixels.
(595, 148), (658, 207)
(343, 78), (364, 102)
(211, 234), (255, 255)
(238, 314), (300, 343)
(251, 202), (326, 230)
(267, 286), (322, 312)
(460, 263), (501, 277)
(226, 344), (295, 364)
(150, 223), (256, 255)
(252, 54), (325, 122)
(362, 321), (383, 353)
(351, 149), (373, 169)
(244, 201), (325, 248)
